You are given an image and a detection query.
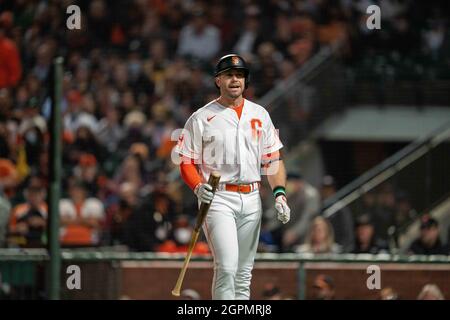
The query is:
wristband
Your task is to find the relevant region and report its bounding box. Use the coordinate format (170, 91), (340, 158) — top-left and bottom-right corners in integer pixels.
(272, 186), (286, 198)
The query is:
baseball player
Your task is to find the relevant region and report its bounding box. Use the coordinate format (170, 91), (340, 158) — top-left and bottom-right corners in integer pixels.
(175, 54), (290, 300)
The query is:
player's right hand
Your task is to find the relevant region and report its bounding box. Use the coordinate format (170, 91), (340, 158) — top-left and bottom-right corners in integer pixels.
(194, 183), (214, 204)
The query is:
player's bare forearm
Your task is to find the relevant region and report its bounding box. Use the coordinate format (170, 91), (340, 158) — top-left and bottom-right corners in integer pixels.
(266, 159), (287, 189)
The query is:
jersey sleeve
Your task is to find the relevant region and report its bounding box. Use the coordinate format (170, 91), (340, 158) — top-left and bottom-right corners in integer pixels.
(263, 114), (283, 155)
(180, 157), (202, 190)
(174, 114), (203, 161)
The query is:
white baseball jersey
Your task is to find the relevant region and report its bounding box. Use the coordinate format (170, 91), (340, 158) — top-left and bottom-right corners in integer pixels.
(175, 98), (283, 183)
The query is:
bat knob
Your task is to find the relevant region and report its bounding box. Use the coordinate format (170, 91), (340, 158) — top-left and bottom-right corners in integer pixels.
(172, 289), (181, 297)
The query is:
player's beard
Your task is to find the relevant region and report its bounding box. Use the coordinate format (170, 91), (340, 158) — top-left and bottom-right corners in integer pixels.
(225, 86), (243, 99)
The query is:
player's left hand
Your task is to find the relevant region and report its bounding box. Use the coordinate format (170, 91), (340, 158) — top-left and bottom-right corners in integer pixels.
(275, 195), (290, 224)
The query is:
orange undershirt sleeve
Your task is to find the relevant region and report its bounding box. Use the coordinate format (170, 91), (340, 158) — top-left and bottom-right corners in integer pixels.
(180, 156), (202, 191)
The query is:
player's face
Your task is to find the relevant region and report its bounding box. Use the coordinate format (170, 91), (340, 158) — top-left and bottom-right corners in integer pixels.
(216, 69), (245, 99)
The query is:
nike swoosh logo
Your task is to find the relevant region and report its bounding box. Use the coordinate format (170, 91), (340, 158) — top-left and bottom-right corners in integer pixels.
(207, 115), (216, 122)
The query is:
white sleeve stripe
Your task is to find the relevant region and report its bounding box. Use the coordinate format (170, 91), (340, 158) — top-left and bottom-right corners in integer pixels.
(176, 149), (200, 159)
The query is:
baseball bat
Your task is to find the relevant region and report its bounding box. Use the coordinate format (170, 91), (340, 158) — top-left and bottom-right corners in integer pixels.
(171, 171), (221, 297)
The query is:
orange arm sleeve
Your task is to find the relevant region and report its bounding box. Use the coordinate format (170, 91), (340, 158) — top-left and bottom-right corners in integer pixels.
(180, 156), (202, 191)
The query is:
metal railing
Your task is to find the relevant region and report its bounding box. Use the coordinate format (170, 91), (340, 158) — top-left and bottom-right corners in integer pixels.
(322, 121), (450, 248)
(322, 121), (450, 216)
(59, 250), (450, 263)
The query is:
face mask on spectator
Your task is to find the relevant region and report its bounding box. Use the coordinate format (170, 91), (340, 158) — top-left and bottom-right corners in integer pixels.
(174, 228), (192, 245)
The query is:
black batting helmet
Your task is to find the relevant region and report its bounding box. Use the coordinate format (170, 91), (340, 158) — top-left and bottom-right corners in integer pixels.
(214, 54), (250, 89)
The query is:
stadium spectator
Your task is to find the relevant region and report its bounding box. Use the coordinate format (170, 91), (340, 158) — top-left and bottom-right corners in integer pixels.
(117, 110), (148, 154)
(113, 153), (147, 193)
(72, 153), (102, 197)
(18, 111), (47, 171)
(258, 224), (279, 253)
(391, 191), (418, 246)
(317, 7), (349, 47)
(320, 175), (354, 251)
(0, 158), (19, 199)
(180, 288), (201, 300)
(32, 41), (54, 82)
(96, 108), (124, 154)
(177, 7), (221, 63)
(408, 215), (449, 255)
(7, 176), (47, 248)
(350, 214), (389, 254)
(0, 12), (22, 88)
(59, 180), (105, 247)
(259, 184), (282, 252)
(121, 189), (176, 251)
(0, 118), (10, 159)
(281, 173), (320, 252)
(104, 181), (140, 246)
(393, 191), (417, 227)
(261, 282), (283, 300)
(312, 274), (335, 300)
(295, 216), (341, 254)
(232, 5), (264, 57)
(422, 20), (447, 61)
(157, 214), (209, 255)
(64, 114), (107, 167)
(0, 188), (11, 247)
(372, 184), (397, 243)
(379, 287), (399, 300)
(417, 283), (445, 300)
(252, 42), (281, 97)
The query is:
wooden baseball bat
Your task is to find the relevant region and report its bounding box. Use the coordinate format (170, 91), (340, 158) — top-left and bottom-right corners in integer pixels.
(171, 172), (221, 297)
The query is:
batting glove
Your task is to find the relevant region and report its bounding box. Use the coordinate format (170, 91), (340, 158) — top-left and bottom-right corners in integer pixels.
(194, 183), (214, 204)
(275, 195), (290, 224)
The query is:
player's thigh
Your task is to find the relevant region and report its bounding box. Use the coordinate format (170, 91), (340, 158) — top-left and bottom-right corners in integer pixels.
(203, 192), (239, 266)
(236, 191), (262, 260)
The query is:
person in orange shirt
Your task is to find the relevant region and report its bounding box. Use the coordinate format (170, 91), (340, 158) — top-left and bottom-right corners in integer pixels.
(8, 176), (47, 248)
(59, 180), (104, 247)
(0, 15), (22, 88)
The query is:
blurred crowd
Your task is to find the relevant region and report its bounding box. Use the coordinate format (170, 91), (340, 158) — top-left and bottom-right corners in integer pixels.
(0, 0), (449, 255)
(260, 175), (450, 255)
(261, 275), (446, 300)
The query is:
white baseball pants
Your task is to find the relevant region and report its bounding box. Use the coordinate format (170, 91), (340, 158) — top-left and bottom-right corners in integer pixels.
(202, 190), (262, 300)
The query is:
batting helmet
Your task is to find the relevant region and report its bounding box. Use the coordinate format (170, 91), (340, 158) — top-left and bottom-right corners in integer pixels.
(214, 54), (250, 89)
